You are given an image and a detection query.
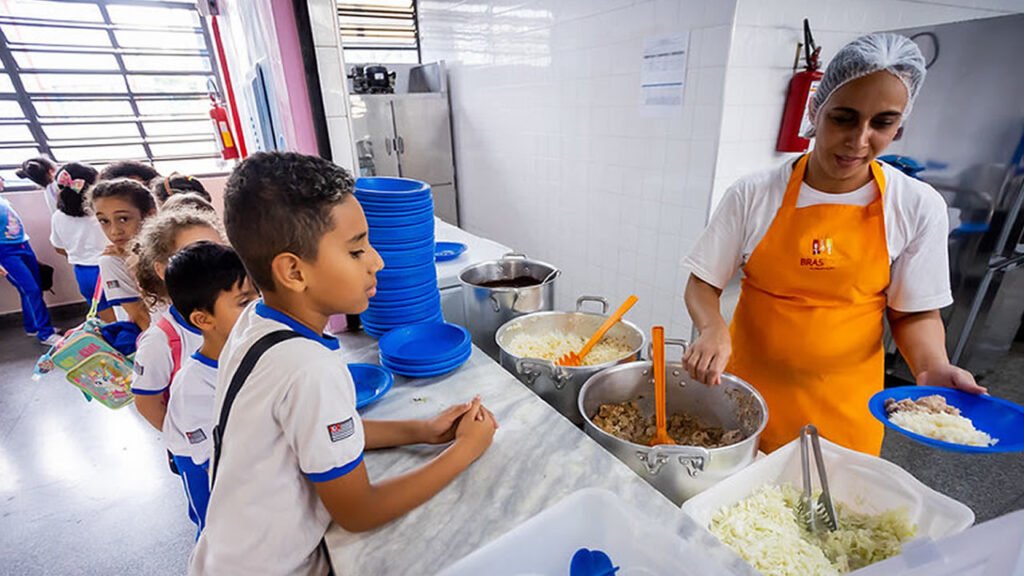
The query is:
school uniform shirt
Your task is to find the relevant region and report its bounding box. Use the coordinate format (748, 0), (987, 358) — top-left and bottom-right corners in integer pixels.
(0, 197), (27, 244)
(164, 352), (218, 466)
(190, 301), (364, 576)
(684, 160), (953, 313)
(98, 252), (142, 307)
(43, 182), (58, 214)
(131, 306), (204, 398)
(49, 212), (107, 266)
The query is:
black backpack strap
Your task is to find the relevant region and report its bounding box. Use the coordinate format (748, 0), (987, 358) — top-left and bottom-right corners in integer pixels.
(211, 330), (301, 489)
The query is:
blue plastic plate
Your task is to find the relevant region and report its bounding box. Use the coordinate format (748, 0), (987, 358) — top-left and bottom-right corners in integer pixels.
(365, 210), (434, 228)
(377, 246), (436, 269)
(362, 313), (446, 340)
(362, 306), (443, 327)
(381, 347), (471, 378)
(356, 176), (430, 194)
(360, 200), (434, 215)
(370, 280), (438, 303)
(368, 291), (440, 311)
(435, 242), (467, 262)
(379, 322), (471, 363)
(869, 386), (1024, 453)
(349, 363), (393, 410)
(369, 222), (435, 245)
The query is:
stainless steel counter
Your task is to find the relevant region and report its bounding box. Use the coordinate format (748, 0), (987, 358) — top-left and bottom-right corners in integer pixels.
(325, 330), (754, 574)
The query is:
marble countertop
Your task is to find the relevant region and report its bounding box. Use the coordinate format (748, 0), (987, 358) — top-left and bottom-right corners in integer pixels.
(325, 330), (755, 575)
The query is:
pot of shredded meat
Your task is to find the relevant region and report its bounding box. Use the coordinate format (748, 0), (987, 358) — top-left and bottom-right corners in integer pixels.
(578, 350), (768, 505)
(495, 295), (644, 425)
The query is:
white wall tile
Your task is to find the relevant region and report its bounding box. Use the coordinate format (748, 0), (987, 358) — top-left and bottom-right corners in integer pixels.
(315, 47), (348, 117)
(326, 116), (356, 172)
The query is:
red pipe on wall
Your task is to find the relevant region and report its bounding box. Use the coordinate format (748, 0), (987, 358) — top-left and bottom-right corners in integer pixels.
(210, 15), (248, 158)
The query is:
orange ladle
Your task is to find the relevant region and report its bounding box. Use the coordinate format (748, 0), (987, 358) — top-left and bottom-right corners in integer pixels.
(557, 294), (638, 367)
(649, 326), (675, 446)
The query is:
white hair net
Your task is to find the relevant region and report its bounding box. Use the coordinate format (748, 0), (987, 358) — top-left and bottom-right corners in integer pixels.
(804, 33), (926, 138)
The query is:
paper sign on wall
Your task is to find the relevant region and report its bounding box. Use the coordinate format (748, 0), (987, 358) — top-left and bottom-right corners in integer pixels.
(641, 33), (689, 110)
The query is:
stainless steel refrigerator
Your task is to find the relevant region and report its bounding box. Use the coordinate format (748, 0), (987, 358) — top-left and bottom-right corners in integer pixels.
(885, 14), (1024, 378)
(349, 87), (459, 225)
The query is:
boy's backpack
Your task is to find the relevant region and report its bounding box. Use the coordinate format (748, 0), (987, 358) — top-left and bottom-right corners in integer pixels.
(34, 274), (135, 409)
(155, 315), (183, 401)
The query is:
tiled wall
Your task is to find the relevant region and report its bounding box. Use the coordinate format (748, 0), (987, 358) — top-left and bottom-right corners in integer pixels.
(306, 0), (359, 172)
(419, 0), (738, 338)
(710, 0), (1022, 212)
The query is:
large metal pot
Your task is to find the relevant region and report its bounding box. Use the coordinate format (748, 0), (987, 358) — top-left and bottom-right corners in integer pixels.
(579, 341), (768, 505)
(460, 253), (559, 359)
(496, 296), (645, 425)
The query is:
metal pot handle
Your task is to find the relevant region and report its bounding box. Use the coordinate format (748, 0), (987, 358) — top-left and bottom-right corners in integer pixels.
(639, 445), (710, 477)
(575, 295), (609, 314)
(502, 252), (528, 260)
(515, 357), (571, 390)
(646, 337), (689, 361)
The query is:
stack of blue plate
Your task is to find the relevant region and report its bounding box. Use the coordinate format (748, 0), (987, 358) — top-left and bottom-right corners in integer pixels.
(378, 323), (472, 378)
(356, 177), (443, 338)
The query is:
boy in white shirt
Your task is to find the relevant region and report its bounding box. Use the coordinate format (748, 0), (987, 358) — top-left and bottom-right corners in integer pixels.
(190, 152), (498, 576)
(163, 241), (258, 538)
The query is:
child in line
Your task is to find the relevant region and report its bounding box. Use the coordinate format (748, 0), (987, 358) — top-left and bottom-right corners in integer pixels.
(151, 173), (213, 205)
(130, 207), (225, 431)
(99, 160), (159, 184)
(0, 178), (59, 346)
(48, 162), (115, 323)
(162, 193), (216, 215)
(163, 241), (258, 538)
(191, 152), (497, 576)
(16, 156), (58, 214)
(90, 179), (157, 330)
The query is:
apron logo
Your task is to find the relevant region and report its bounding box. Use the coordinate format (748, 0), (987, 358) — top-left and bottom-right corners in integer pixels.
(801, 237), (835, 270)
(811, 237), (833, 256)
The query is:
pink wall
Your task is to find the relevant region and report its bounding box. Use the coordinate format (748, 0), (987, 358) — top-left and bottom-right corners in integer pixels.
(0, 175), (229, 316)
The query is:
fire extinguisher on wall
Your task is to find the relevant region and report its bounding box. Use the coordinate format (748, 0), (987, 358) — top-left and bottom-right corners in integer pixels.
(776, 19), (823, 153)
(208, 81), (239, 161)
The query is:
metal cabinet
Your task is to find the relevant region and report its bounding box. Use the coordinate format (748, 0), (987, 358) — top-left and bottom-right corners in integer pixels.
(349, 93), (458, 225)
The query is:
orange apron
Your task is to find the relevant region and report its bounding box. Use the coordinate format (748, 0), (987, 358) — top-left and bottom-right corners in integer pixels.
(727, 155), (890, 455)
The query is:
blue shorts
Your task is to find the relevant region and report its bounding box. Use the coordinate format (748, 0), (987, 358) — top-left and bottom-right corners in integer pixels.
(172, 454), (210, 540)
(72, 264), (112, 311)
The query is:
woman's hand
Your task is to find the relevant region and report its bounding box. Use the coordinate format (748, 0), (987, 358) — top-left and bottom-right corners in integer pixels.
(916, 363), (987, 395)
(683, 323), (732, 386)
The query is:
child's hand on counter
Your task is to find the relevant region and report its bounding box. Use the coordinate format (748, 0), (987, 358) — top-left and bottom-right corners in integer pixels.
(420, 396), (500, 445)
(454, 397), (498, 462)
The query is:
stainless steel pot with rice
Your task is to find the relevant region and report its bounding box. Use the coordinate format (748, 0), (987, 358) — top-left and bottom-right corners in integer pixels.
(578, 339), (768, 505)
(495, 296), (645, 425)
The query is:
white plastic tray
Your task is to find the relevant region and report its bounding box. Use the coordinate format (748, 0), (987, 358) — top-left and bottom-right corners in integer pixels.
(681, 436), (975, 573)
(438, 488), (735, 576)
(855, 509), (1024, 575)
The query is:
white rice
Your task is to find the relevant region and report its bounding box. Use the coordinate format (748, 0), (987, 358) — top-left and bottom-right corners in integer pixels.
(505, 330), (633, 366)
(889, 410), (997, 447)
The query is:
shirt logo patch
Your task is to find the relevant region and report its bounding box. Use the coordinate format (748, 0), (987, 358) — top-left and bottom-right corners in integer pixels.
(106, 279), (121, 289)
(327, 419), (355, 443)
(186, 428), (207, 444)
(133, 362), (145, 376)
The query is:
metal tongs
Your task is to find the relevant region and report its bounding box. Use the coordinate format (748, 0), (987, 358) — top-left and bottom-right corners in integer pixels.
(798, 424), (838, 533)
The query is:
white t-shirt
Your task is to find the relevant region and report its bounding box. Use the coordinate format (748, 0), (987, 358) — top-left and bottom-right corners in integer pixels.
(684, 161), (953, 313)
(49, 212), (108, 266)
(131, 307), (205, 398)
(190, 301), (364, 576)
(164, 352), (218, 465)
(98, 253), (142, 307)
(43, 182), (58, 214)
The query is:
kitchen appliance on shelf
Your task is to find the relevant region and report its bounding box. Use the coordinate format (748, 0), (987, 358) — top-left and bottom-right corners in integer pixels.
(348, 65), (396, 95)
(884, 14), (1024, 379)
(349, 62), (459, 225)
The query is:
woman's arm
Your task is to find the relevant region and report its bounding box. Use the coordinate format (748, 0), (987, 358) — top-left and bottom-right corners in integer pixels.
(683, 275), (732, 386)
(888, 309), (986, 394)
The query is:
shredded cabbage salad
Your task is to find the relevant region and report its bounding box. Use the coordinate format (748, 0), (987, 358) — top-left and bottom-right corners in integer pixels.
(709, 485), (916, 576)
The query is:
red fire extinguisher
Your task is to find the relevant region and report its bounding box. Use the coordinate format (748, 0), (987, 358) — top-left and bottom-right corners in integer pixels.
(208, 87), (239, 161)
(776, 19), (823, 153)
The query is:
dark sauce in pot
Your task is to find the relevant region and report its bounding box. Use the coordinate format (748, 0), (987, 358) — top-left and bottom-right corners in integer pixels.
(476, 276), (541, 288)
